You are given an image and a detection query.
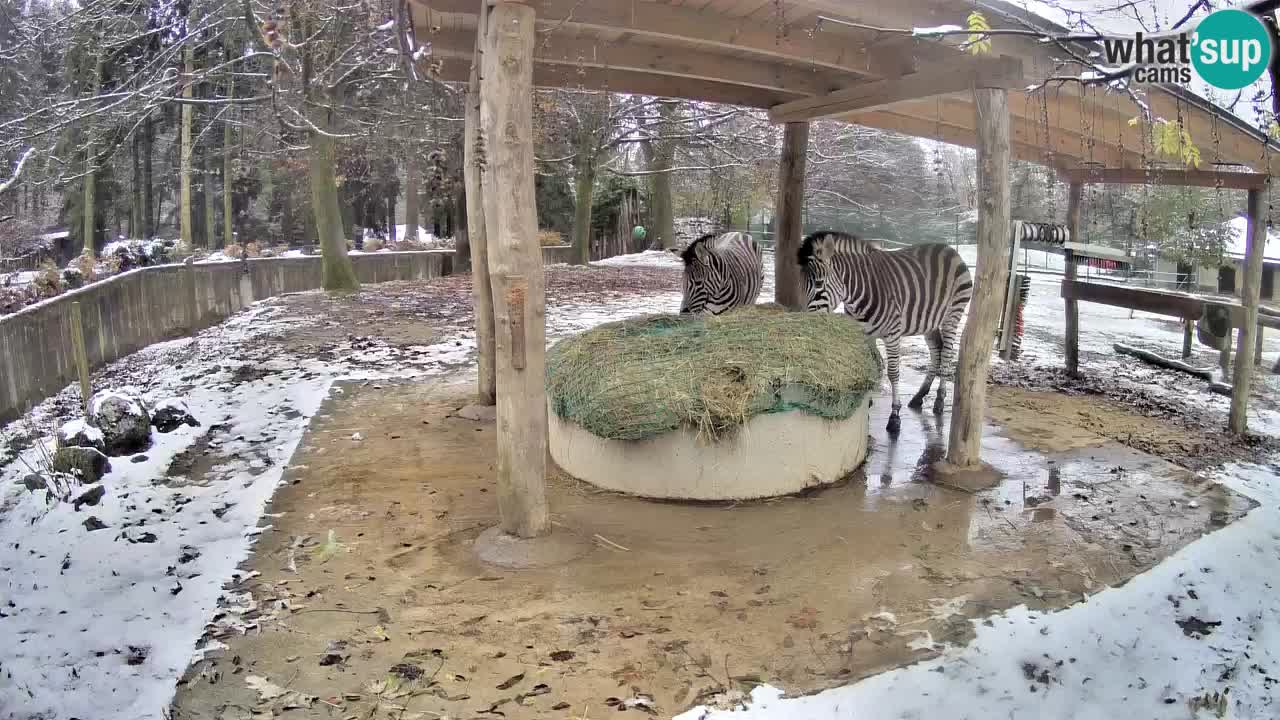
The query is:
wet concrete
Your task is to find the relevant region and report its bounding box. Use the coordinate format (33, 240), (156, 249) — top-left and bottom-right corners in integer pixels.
(171, 372), (1254, 720)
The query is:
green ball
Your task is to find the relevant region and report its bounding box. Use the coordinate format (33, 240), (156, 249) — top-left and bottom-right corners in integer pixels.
(632, 225), (647, 242)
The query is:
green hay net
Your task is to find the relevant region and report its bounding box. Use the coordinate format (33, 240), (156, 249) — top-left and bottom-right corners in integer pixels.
(545, 304), (883, 442)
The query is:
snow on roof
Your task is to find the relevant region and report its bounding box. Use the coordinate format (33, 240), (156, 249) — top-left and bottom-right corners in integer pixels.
(1224, 216), (1280, 263)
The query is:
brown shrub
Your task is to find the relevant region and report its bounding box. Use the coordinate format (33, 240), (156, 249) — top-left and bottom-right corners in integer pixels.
(33, 260), (62, 298)
(538, 230), (564, 247)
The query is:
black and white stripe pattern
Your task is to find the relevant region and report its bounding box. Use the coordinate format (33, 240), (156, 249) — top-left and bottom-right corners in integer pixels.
(1009, 274), (1031, 361)
(673, 232), (764, 315)
(798, 231), (973, 434)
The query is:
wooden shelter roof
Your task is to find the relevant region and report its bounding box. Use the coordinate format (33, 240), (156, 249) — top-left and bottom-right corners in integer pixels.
(413, 0), (1280, 174)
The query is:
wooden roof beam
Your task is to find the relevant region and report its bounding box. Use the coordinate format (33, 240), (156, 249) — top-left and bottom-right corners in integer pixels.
(846, 110), (1095, 168)
(1058, 168), (1270, 190)
(768, 55), (1024, 123)
(415, 0), (914, 78)
(432, 57), (798, 109)
(427, 28), (840, 97)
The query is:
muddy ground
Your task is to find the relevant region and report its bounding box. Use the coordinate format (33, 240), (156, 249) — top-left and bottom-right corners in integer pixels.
(169, 371), (1253, 720)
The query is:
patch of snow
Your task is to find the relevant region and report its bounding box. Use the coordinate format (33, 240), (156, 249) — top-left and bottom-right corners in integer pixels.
(57, 418), (104, 445)
(912, 24), (964, 35)
(1, 270), (35, 287)
(594, 249), (683, 269)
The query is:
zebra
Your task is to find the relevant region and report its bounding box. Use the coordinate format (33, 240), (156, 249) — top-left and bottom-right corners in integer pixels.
(671, 232), (764, 314)
(797, 231), (973, 434)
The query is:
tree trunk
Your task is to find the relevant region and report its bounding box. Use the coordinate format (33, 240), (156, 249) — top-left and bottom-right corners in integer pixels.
(81, 54), (104, 259)
(179, 43), (194, 251)
(143, 114), (154, 238)
(131, 132), (142, 239)
(572, 158), (594, 265)
(223, 85), (234, 248)
(773, 121), (809, 309)
(480, 1), (549, 538)
(404, 147), (420, 245)
(309, 125), (360, 291)
(946, 88), (1011, 468)
(203, 143), (216, 248)
(464, 3), (495, 402)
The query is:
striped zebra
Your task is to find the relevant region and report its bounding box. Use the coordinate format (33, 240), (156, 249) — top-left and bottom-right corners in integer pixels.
(797, 231), (973, 434)
(672, 232), (764, 314)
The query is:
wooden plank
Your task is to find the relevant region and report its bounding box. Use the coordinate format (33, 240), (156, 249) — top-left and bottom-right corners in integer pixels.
(773, 122), (809, 309)
(1061, 279), (1206, 319)
(479, 2), (550, 538)
(947, 87), (1010, 468)
(1058, 168), (1270, 190)
(1062, 241), (1129, 261)
(1063, 183), (1082, 376)
(1115, 343), (1213, 381)
(769, 55), (1024, 123)
(417, 0), (913, 78)
(464, 0), (496, 405)
(429, 28), (839, 96)
(1230, 188), (1266, 434)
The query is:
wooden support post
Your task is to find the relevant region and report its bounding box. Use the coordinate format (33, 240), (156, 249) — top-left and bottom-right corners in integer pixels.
(773, 121), (808, 309)
(946, 87), (1010, 468)
(1063, 182), (1083, 377)
(1220, 343), (1232, 380)
(998, 227), (1022, 359)
(479, 1), (550, 538)
(1182, 319), (1194, 359)
(465, 0), (496, 405)
(1229, 188), (1266, 434)
(70, 301), (91, 416)
(1256, 325), (1265, 364)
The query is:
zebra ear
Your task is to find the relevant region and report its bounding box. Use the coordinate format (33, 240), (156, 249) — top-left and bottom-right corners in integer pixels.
(814, 235), (837, 264)
(692, 240), (714, 263)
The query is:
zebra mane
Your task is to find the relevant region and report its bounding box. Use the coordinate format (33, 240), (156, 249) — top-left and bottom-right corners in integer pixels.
(797, 230), (865, 266)
(680, 233), (719, 265)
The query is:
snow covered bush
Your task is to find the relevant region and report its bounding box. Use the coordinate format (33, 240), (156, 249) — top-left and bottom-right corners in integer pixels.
(33, 260), (62, 298)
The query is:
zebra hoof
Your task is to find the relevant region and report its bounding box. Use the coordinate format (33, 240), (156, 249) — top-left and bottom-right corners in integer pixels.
(906, 396), (925, 410)
(886, 414), (901, 435)
(932, 398), (945, 416)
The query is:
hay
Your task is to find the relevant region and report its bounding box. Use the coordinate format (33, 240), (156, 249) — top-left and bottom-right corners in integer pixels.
(545, 305), (883, 441)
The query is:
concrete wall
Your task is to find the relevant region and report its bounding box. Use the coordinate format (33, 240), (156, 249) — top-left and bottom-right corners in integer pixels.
(0, 251), (451, 425)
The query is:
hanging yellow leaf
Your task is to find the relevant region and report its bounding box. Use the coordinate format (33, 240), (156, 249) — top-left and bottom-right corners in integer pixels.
(1127, 116), (1141, 127)
(966, 11), (992, 55)
(1151, 119), (1201, 168)
(1268, 121), (1280, 141)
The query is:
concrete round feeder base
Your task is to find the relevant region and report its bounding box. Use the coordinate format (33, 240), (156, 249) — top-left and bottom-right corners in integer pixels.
(548, 397), (872, 501)
(473, 526), (594, 569)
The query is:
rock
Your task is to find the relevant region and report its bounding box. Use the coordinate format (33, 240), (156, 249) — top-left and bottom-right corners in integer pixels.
(73, 484), (105, 511)
(21, 474), (47, 492)
(131, 454), (149, 464)
(56, 418), (106, 453)
(83, 516), (108, 531)
(89, 390), (152, 455)
(52, 446), (111, 484)
(152, 398), (199, 433)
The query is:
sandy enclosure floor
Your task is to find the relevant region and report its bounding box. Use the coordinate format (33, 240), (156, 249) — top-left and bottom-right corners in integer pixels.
(169, 372), (1252, 720)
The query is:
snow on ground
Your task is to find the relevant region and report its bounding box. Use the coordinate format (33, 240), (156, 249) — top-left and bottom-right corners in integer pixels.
(2, 245), (1278, 719)
(0, 271), (35, 287)
(677, 459), (1280, 720)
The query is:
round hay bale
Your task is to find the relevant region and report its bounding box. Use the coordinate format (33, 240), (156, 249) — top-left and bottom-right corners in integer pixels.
(545, 306), (882, 500)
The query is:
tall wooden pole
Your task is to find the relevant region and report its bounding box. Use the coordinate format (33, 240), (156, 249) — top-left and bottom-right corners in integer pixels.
(480, 1), (550, 538)
(946, 87), (1010, 468)
(1063, 182), (1083, 376)
(773, 121), (809, 309)
(465, 0), (496, 405)
(1229, 188), (1266, 434)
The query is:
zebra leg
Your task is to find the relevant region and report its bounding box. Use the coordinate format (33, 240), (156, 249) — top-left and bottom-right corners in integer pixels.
(908, 330), (942, 410)
(884, 336), (902, 434)
(935, 315), (962, 416)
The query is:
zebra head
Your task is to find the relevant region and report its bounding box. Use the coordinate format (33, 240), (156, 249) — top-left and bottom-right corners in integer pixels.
(673, 233), (746, 315)
(797, 232), (844, 312)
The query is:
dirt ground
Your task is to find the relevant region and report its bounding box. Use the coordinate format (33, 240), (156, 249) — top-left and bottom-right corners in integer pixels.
(170, 370), (1253, 720)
